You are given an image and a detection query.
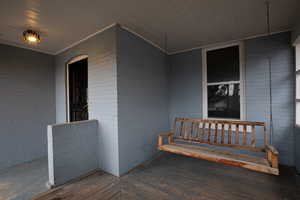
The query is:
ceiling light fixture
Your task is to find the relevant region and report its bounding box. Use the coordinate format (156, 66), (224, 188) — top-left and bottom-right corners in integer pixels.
(23, 30), (41, 44)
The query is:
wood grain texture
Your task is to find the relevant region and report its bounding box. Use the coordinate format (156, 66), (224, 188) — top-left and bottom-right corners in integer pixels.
(221, 124), (225, 144)
(190, 121), (194, 138)
(251, 125), (255, 147)
(207, 123), (211, 143)
(235, 124), (239, 144)
(201, 121), (206, 139)
(32, 171), (120, 200)
(179, 120), (184, 137)
(159, 144), (278, 175)
(33, 153), (300, 200)
(173, 137), (265, 152)
(0, 158), (48, 200)
(160, 118), (279, 175)
(184, 121), (189, 138)
(242, 125), (247, 145)
(214, 123), (218, 144)
(228, 125), (232, 144)
(196, 121), (200, 138)
(172, 118), (268, 151)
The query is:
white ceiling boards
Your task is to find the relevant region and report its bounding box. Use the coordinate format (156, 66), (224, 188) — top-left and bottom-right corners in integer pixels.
(0, 0), (299, 54)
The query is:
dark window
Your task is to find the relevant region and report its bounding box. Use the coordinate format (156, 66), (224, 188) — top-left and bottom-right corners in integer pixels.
(206, 45), (241, 119)
(208, 84), (240, 119)
(207, 46), (240, 83)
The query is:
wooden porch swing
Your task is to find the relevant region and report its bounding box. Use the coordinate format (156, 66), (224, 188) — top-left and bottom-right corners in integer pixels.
(158, 118), (279, 175)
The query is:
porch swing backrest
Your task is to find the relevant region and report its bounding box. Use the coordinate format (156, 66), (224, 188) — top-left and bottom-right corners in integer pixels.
(172, 118), (267, 152)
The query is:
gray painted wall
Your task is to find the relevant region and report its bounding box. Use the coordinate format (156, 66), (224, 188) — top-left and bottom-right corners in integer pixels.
(292, 22), (300, 45)
(245, 32), (294, 165)
(48, 120), (98, 186)
(169, 32), (295, 166)
(293, 23), (300, 171)
(54, 26), (119, 176)
(117, 27), (170, 175)
(169, 49), (202, 121)
(0, 44), (55, 170)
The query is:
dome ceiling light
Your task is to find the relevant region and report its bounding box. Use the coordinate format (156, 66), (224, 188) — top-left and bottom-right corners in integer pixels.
(23, 30), (41, 44)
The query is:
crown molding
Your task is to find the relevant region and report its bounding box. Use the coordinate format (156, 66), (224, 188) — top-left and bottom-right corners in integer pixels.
(169, 29), (291, 55)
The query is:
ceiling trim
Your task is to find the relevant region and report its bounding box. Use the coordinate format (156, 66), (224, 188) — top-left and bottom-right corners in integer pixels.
(0, 22), (291, 56)
(0, 39), (56, 55)
(169, 29), (291, 55)
(55, 23), (117, 55)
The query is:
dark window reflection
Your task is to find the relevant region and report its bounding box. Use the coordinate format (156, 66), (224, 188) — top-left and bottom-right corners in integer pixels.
(207, 46), (239, 83)
(208, 83), (240, 119)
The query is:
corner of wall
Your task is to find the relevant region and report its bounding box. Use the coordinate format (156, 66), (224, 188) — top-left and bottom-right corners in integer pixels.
(292, 23), (300, 45)
(115, 23), (121, 177)
(116, 26), (170, 176)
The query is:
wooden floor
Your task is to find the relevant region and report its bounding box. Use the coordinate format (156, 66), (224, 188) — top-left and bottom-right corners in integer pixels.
(33, 152), (300, 200)
(0, 158), (48, 200)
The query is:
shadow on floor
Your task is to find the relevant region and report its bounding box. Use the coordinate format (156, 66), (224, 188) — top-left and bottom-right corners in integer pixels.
(33, 152), (300, 200)
(0, 158), (48, 200)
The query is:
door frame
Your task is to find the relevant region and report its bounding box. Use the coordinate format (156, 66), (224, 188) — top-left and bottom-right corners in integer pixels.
(65, 55), (88, 122)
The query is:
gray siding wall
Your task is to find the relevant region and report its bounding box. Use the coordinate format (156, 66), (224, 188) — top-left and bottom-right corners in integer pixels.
(169, 32), (295, 166)
(117, 27), (170, 175)
(48, 120), (98, 186)
(54, 26), (119, 176)
(245, 32), (294, 165)
(0, 44), (55, 170)
(293, 23), (300, 173)
(169, 49), (202, 121)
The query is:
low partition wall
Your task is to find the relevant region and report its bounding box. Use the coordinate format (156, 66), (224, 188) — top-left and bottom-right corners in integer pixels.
(47, 119), (99, 186)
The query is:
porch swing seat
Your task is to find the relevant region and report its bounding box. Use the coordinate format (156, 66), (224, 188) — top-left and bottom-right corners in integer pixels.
(158, 118), (279, 175)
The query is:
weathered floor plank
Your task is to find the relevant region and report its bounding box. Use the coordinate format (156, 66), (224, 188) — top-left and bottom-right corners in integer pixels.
(33, 152), (300, 200)
(0, 158), (48, 200)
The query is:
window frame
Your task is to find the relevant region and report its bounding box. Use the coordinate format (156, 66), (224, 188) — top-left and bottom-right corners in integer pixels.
(296, 45), (300, 127)
(202, 41), (246, 120)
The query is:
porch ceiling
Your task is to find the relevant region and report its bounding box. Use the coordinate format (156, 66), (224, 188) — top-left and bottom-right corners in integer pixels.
(0, 0), (299, 55)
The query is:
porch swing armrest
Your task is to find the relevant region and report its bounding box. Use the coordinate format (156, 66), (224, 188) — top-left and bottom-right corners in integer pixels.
(158, 133), (174, 147)
(266, 144), (278, 169)
(265, 144), (278, 155)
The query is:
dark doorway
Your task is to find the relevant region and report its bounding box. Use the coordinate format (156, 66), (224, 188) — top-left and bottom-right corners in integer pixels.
(68, 58), (88, 122)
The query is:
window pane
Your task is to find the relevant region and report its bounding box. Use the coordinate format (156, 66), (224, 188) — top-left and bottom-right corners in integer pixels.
(297, 73), (300, 99)
(297, 102), (300, 126)
(296, 45), (300, 71)
(207, 46), (240, 83)
(208, 83), (240, 119)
